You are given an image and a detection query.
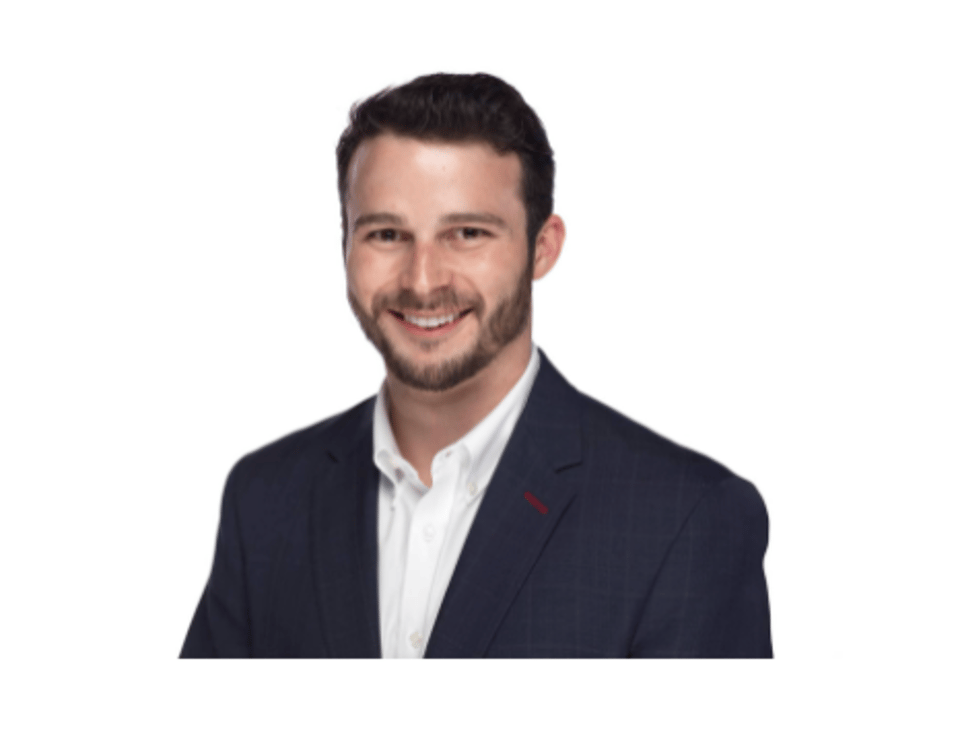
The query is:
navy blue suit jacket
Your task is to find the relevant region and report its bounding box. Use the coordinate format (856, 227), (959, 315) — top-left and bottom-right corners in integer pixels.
(181, 351), (772, 658)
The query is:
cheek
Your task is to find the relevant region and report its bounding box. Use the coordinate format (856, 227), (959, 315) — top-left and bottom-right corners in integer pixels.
(346, 250), (389, 301)
(470, 247), (527, 296)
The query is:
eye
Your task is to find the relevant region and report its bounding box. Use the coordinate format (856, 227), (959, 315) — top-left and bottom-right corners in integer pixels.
(366, 228), (403, 243)
(456, 227), (490, 241)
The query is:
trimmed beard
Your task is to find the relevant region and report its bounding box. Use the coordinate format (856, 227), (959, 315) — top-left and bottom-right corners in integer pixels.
(348, 259), (533, 392)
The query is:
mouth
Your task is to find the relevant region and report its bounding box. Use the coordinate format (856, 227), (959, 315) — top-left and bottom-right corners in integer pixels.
(388, 308), (473, 337)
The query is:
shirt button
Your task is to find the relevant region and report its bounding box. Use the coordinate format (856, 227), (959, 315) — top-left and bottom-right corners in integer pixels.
(409, 631), (424, 650)
(423, 524), (436, 541)
(468, 482), (478, 497)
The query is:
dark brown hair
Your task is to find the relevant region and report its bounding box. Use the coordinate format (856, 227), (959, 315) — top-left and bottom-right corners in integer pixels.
(336, 73), (555, 258)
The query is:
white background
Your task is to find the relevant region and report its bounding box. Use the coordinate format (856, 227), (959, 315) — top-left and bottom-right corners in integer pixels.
(2, 0), (957, 729)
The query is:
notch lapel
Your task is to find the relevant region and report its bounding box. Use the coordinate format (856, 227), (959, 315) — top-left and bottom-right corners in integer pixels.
(425, 352), (583, 657)
(309, 399), (382, 658)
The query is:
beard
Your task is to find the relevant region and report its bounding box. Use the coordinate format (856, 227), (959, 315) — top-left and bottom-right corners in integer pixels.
(348, 260), (533, 392)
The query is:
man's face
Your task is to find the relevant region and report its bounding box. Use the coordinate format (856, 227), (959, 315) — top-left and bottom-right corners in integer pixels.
(344, 133), (533, 392)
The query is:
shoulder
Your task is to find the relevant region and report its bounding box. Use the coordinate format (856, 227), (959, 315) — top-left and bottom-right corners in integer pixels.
(578, 392), (737, 485)
(572, 390), (765, 526)
(224, 396), (374, 499)
(532, 351), (756, 507)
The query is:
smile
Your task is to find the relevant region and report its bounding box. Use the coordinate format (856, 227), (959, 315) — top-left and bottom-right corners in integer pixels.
(389, 309), (472, 334)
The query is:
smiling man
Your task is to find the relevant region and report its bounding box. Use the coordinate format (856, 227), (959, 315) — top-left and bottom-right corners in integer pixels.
(181, 73), (773, 658)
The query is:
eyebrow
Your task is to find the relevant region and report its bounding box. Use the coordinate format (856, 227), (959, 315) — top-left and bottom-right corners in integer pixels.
(353, 212), (405, 230)
(352, 211), (510, 231)
(439, 212), (509, 229)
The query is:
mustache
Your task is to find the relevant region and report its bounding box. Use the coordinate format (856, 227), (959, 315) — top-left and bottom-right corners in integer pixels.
(373, 289), (481, 314)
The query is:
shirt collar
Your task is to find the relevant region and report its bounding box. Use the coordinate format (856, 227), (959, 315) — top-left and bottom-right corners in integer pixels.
(372, 345), (541, 497)
(372, 382), (409, 487)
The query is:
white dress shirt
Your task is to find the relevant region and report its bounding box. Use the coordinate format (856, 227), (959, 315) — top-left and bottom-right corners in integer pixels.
(372, 346), (541, 658)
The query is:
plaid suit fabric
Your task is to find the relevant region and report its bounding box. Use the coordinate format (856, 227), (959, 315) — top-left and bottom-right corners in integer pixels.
(182, 350), (772, 658)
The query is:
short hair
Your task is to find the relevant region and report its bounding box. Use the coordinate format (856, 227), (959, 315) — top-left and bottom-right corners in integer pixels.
(336, 72), (555, 259)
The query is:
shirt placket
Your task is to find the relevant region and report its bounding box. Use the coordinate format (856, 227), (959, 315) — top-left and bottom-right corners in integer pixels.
(397, 449), (460, 657)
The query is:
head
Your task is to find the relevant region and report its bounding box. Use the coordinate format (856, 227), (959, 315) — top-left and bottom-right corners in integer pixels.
(337, 72), (555, 260)
(338, 74), (563, 392)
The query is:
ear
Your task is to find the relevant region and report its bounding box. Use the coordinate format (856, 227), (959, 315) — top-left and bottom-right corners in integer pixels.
(532, 214), (565, 281)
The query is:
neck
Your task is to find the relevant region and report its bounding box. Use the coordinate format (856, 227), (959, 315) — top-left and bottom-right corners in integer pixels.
(385, 335), (533, 488)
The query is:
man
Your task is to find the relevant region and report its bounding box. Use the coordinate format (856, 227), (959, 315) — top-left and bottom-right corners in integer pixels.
(181, 73), (772, 658)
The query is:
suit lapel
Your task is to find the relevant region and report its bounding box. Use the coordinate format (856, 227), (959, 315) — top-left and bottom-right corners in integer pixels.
(307, 352), (583, 658)
(309, 399), (382, 658)
(425, 351), (583, 657)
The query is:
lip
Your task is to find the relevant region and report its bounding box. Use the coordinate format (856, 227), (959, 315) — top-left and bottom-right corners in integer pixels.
(389, 309), (472, 338)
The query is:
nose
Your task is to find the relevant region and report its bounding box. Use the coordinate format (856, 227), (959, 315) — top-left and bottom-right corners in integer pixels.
(399, 239), (451, 298)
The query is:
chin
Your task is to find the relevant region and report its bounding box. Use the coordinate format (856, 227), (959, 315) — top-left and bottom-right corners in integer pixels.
(385, 340), (498, 392)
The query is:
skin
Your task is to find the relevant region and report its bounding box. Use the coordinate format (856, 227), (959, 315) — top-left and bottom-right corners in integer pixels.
(344, 133), (564, 487)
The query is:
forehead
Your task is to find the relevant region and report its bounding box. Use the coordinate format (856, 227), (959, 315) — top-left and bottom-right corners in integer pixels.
(345, 133), (523, 211)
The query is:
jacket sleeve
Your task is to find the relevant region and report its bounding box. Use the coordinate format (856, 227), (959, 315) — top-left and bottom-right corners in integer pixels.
(630, 475), (773, 658)
(180, 459), (252, 658)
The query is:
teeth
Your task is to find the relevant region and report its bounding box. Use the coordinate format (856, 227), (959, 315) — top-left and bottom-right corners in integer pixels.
(403, 312), (459, 329)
